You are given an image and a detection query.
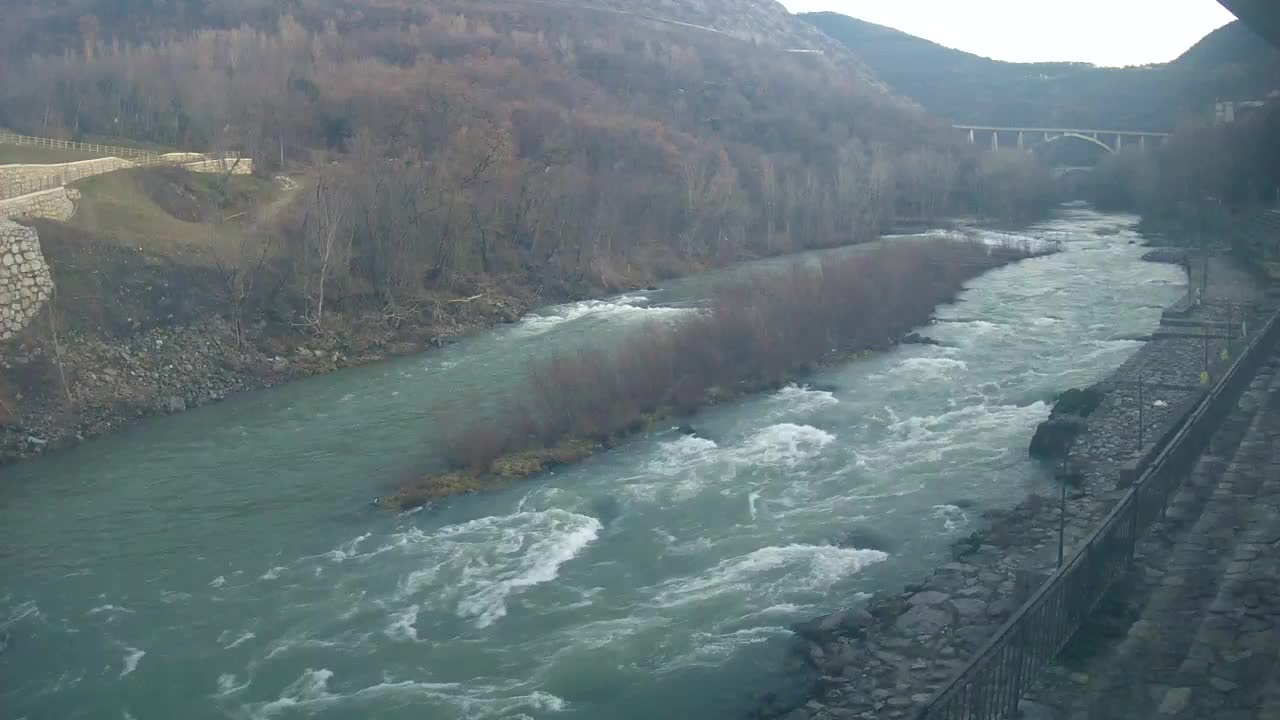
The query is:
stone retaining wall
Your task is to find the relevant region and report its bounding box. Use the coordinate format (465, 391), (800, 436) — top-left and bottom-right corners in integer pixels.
(0, 187), (80, 222)
(0, 157), (135, 196)
(0, 219), (54, 340)
(182, 157), (254, 175)
(0, 155), (254, 203)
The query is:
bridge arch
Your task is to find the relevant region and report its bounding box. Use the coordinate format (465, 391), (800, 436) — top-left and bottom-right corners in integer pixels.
(1040, 132), (1115, 155)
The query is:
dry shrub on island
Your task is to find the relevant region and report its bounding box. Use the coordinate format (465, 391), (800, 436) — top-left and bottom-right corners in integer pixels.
(415, 238), (1048, 497)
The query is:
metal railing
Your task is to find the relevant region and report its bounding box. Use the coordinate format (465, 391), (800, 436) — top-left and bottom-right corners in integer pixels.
(0, 131), (160, 159)
(917, 306), (1280, 720)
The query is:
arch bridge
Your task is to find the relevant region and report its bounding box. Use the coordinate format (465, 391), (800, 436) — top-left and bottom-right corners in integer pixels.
(954, 125), (1172, 154)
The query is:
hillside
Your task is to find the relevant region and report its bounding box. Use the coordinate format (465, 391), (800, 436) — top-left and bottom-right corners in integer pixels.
(803, 13), (1280, 130)
(1, 0), (1069, 459)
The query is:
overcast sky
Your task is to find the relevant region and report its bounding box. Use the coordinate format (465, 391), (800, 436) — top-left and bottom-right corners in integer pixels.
(780, 0), (1238, 66)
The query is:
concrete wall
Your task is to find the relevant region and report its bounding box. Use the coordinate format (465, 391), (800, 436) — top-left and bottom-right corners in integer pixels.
(0, 187), (79, 222)
(0, 219), (54, 340)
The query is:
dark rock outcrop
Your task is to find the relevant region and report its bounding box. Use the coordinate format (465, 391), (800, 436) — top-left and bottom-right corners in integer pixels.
(830, 527), (895, 553)
(1142, 248), (1189, 266)
(1029, 385), (1105, 460)
(901, 332), (942, 346)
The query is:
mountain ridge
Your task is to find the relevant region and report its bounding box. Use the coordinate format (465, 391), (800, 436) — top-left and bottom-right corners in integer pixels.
(802, 12), (1280, 130)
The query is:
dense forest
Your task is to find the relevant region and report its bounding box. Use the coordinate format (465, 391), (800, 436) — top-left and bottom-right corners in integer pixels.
(0, 0), (1056, 332)
(804, 13), (1280, 131)
(1085, 102), (1280, 220)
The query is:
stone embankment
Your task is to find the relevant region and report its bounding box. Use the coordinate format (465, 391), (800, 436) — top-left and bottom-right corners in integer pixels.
(0, 157), (134, 195)
(0, 187), (80, 223)
(1026, 352), (1280, 720)
(0, 219), (54, 341)
(0, 289), (535, 464)
(0, 153), (254, 220)
(757, 254), (1275, 720)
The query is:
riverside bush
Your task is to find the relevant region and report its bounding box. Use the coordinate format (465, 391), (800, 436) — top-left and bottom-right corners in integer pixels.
(432, 238), (1048, 480)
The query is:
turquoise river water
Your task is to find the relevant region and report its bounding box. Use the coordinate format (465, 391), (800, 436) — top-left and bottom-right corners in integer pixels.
(0, 208), (1184, 719)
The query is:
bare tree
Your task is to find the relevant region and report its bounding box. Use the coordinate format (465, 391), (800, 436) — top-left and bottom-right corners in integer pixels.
(299, 170), (351, 332)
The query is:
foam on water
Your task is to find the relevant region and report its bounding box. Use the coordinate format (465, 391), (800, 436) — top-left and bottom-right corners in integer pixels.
(930, 504), (969, 532)
(452, 512), (602, 628)
(385, 605), (420, 641)
(323, 532), (372, 562)
(88, 604), (133, 616)
(731, 424), (835, 469)
(767, 384), (838, 417)
(653, 544), (887, 608)
(2, 601), (40, 629)
(646, 435), (719, 476)
(513, 294), (691, 336)
(217, 673), (252, 697)
(221, 632), (256, 649)
(119, 647), (145, 678)
(244, 668), (563, 720)
(387, 510), (602, 629)
(891, 357), (970, 382)
(671, 626), (794, 668)
(209, 576), (227, 588)
(862, 401), (1049, 472)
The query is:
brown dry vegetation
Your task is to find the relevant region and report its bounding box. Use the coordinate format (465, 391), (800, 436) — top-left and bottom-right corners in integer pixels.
(1, 0), (1056, 336)
(393, 238), (1052, 507)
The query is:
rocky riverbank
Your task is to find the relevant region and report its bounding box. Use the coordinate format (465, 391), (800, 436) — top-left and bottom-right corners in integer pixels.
(756, 254), (1273, 720)
(0, 284), (542, 465)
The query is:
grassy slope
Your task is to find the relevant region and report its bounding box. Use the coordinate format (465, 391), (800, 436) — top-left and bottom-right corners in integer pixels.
(67, 168), (278, 261)
(0, 145), (107, 164)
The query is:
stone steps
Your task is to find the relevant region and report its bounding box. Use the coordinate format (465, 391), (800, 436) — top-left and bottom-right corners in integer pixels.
(1168, 386), (1280, 719)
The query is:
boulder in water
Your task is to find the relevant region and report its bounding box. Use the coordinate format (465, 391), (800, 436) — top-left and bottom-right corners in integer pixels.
(1053, 386), (1105, 417)
(676, 424), (698, 436)
(830, 527), (894, 553)
(591, 496), (623, 525)
(901, 332), (942, 346)
(1141, 248), (1188, 265)
(804, 383), (839, 394)
(1029, 416), (1085, 460)
(793, 607), (875, 642)
(1029, 384), (1105, 461)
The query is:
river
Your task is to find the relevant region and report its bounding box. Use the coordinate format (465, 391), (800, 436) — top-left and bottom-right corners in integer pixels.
(0, 208), (1184, 720)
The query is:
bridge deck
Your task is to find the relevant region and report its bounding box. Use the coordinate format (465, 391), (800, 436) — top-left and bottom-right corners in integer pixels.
(954, 125), (1172, 137)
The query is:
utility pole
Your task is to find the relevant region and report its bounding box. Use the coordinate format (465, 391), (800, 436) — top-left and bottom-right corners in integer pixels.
(1204, 319), (1211, 382)
(1058, 439), (1074, 569)
(1137, 372), (1144, 453)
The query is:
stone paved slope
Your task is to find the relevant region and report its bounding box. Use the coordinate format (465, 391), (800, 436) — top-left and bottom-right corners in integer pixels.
(1028, 352), (1280, 719)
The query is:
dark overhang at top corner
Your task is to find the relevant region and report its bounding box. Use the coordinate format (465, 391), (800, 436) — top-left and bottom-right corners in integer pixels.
(1218, 0), (1280, 49)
